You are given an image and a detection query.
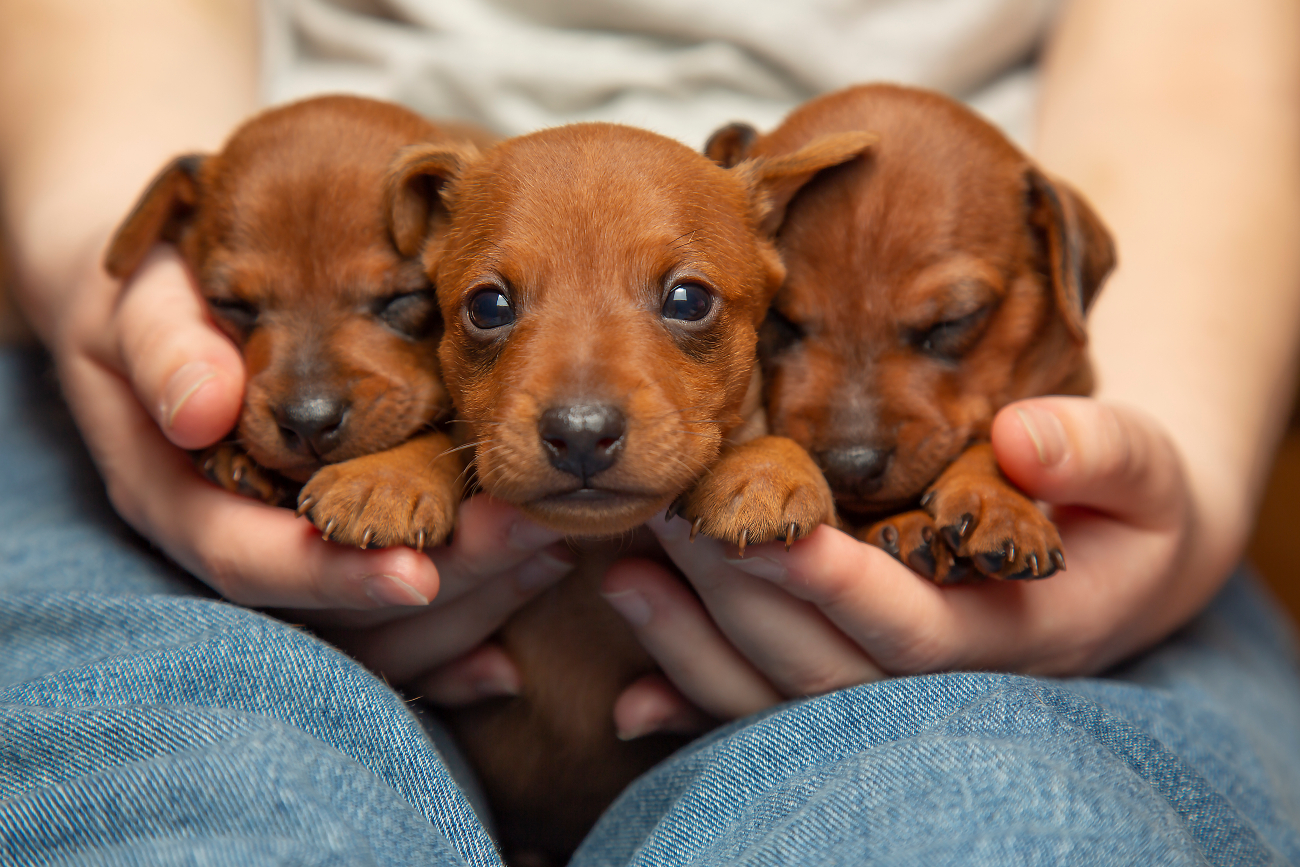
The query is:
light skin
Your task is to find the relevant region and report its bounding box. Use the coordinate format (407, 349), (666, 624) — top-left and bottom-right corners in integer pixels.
(2, 0), (1298, 732)
(0, 0), (573, 668)
(597, 0), (1300, 735)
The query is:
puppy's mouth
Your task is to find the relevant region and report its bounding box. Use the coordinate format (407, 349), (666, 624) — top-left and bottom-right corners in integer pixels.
(522, 484), (673, 535)
(542, 487), (637, 503)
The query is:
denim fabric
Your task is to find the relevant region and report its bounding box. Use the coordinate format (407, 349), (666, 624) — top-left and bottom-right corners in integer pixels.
(2, 345), (1299, 867)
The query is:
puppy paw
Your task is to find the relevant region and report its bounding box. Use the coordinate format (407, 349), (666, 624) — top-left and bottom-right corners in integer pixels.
(677, 436), (835, 553)
(922, 479), (1064, 580)
(298, 451), (459, 550)
(195, 444), (285, 505)
(858, 511), (976, 585)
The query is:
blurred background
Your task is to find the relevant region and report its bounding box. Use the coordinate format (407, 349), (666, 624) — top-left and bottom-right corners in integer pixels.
(1, 237), (1297, 629)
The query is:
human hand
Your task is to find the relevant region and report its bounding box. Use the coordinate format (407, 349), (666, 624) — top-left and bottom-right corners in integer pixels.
(601, 396), (1197, 733)
(31, 243), (572, 621)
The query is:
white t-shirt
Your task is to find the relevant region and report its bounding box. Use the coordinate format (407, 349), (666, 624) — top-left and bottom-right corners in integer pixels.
(261, 0), (1063, 149)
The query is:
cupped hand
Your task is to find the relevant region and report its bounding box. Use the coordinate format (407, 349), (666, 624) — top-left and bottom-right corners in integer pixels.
(43, 242), (573, 622)
(602, 396), (1198, 733)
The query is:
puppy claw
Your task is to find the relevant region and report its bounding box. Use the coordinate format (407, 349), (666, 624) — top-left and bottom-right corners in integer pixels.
(323, 518), (335, 541)
(1050, 548), (1066, 571)
(919, 489), (936, 509)
(361, 528), (373, 549)
(415, 530), (426, 553)
(940, 512), (974, 552)
(296, 496), (314, 517)
(736, 530), (748, 558)
(203, 456), (215, 473)
(690, 517), (703, 541)
(232, 465), (244, 483)
(1009, 551), (1041, 580)
(665, 497), (684, 522)
(785, 522), (798, 551)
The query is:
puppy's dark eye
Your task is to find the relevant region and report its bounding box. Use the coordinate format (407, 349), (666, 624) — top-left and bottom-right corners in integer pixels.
(467, 287), (515, 330)
(662, 283), (712, 321)
(376, 289), (438, 339)
(911, 306), (992, 359)
(206, 297), (258, 331)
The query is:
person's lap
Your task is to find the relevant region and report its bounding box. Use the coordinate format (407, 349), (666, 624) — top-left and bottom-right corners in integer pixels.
(3, 347), (1298, 866)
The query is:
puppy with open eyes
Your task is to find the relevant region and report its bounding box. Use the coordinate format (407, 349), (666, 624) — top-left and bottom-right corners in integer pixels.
(385, 121), (874, 862)
(706, 83), (1115, 583)
(105, 95), (488, 550)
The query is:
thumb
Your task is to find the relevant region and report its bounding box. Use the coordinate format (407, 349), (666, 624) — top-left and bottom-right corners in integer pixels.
(991, 397), (1186, 530)
(114, 245), (245, 449)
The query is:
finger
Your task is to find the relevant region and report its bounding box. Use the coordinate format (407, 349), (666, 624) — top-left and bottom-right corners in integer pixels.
(646, 521), (886, 698)
(601, 558), (781, 719)
(721, 513), (1188, 677)
(111, 246), (245, 449)
(992, 397), (1187, 529)
(409, 644), (522, 706)
(336, 555), (572, 682)
(611, 673), (717, 741)
(427, 494), (569, 602)
(720, 523), (1010, 673)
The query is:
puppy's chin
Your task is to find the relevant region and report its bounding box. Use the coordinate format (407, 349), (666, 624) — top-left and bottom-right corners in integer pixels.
(238, 445), (321, 484)
(836, 495), (922, 523)
(832, 462), (953, 518)
(519, 490), (673, 537)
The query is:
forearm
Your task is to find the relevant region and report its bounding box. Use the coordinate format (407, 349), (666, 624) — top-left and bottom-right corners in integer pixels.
(1036, 0), (1300, 599)
(0, 0), (259, 343)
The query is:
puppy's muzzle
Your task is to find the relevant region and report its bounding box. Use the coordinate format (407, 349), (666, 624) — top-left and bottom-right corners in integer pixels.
(275, 393), (350, 458)
(816, 445), (892, 498)
(539, 404), (626, 485)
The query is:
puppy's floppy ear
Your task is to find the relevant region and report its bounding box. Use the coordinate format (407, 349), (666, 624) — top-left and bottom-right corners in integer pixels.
(736, 131), (879, 236)
(1027, 167), (1116, 345)
(704, 121), (759, 168)
(104, 154), (206, 280)
(385, 142), (479, 258)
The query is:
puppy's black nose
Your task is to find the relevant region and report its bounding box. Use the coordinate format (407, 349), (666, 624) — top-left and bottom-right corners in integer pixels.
(275, 395), (349, 457)
(816, 445), (892, 495)
(539, 404), (626, 483)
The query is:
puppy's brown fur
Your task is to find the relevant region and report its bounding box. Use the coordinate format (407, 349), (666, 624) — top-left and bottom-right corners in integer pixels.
(707, 84), (1115, 582)
(388, 122), (873, 860)
(105, 96), (487, 548)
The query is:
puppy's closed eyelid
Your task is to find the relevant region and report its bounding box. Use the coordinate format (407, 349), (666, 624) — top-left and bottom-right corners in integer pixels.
(206, 295), (259, 326)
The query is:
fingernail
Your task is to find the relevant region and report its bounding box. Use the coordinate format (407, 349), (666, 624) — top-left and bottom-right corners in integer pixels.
(161, 361), (217, 429)
(1015, 406), (1068, 467)
(515, 551), (573, 591)
(363, 574), (430, 607)
(474, 673), (520, 698)
(617, 719), (654, 741)
(723, 555), (787, 583)
(507, 518), (564, 552)
(602, 589), (652, 627)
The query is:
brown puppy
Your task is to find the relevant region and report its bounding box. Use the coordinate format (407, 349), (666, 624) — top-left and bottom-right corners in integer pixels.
(105, 95), (484, 549)
(707, 84), (1115, 582)
(387, 122), (874, 861)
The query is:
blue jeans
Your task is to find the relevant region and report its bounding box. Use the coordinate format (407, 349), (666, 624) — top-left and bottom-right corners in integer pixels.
(3, 345), (1299, 866)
